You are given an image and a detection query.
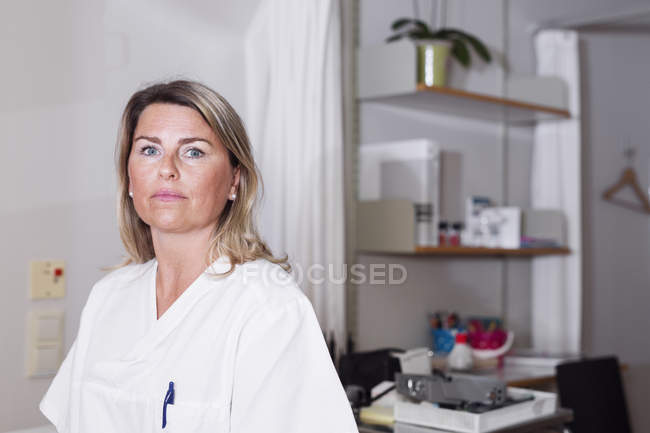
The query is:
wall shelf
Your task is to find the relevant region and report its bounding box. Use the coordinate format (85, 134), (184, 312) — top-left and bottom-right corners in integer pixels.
(357, 41), (571, 124)
(356, 200), (569, 257)
(360, 84), (571, 123)
(359, 246), (571, 257)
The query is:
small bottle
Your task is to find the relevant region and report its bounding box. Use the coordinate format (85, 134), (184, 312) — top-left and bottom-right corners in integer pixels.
(449, 222), (463, 246)
(438, 221), (449, 246)
(447, 332), (474, 371)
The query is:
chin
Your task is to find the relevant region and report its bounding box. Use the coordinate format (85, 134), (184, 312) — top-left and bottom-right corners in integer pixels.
(143, 210), (217, 235)
(152, 224), (187, 234)
(146, 215), (188, 233)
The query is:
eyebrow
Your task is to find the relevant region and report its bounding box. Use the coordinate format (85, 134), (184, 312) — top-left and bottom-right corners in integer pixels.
(134, 135), (213, 146)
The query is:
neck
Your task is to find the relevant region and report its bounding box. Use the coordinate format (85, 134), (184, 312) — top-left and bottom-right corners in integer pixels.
(151, 226), (214, 299)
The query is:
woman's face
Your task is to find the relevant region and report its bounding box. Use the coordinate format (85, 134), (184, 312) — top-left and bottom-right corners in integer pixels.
(127, 103), (240, 235)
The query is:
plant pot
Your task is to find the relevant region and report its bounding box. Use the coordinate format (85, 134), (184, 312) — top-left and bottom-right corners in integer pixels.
(416, 39), (452, 87)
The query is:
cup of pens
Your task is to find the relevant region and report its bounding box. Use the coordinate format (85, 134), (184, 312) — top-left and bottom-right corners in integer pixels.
(429, 311), (463, 355)
(429, 312), (514, 361)
(467, 317), (507, 349)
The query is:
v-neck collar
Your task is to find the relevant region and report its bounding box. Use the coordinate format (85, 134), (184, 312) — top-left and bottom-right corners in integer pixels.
(115, 257), (233, 364)
(149, 256), (233, 323)
(89, 257), (236, 383)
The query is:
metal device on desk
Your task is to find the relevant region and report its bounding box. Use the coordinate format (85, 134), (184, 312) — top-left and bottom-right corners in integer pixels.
(395, 370), (508, 411)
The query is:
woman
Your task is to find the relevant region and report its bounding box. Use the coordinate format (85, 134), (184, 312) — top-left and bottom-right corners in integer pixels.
(39, 80), (357, 433)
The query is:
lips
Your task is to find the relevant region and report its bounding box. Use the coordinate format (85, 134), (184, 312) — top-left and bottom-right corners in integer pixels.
(152, 189), (187, 201)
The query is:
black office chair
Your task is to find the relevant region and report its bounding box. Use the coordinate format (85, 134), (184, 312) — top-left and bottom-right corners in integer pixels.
(339, 348), (403, 404)
(555, 356), (632, 433)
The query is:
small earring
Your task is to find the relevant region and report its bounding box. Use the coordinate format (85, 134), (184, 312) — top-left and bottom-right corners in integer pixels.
(129, 191), (134, 198)
(230, 193), (237, 200)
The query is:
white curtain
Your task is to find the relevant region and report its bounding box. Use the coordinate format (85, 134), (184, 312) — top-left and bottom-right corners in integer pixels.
(530, 30), (582, 353)
(244, 0), (346, 352)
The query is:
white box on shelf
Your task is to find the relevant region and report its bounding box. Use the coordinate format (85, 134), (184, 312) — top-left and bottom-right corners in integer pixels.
(480, 207), (522, 249)
(359, 139), (440, 246)
(394, 387), (557, 433)
(522, 209), (566, 246)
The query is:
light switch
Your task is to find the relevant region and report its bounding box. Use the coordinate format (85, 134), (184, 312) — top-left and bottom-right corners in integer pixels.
(35, 313), (64, 341)
(30, 260), (65, 299)
(27, 311), (64, 378)
(29, 344), (62, 377)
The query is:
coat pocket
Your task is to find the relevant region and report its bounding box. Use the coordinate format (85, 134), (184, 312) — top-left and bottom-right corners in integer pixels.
(162, 401), (229, 433)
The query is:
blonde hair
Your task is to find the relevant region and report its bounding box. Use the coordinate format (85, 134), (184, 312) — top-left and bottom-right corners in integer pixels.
(115, 80), (289, 275)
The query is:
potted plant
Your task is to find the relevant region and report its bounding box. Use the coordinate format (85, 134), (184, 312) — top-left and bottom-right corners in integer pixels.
(386, 18), (492, 87)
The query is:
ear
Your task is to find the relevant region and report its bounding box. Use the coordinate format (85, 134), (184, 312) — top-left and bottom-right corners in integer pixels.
(230, 165), (241, 194)
(126, 166), (132, 195)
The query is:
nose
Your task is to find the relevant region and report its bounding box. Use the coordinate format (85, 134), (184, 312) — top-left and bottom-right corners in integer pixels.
(158, 153), (179, 180)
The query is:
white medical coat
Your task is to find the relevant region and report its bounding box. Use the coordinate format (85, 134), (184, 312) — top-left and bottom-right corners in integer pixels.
(39, 258), (357, 433)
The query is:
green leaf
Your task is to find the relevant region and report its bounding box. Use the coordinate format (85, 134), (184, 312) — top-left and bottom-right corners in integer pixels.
(391, 18), (413, 31)
(411, 19), (432, 33)
(390, 17), (431, 33)
(442, 28), (492, 63)
(451, 39), (471, 68)
(386, 33), (404, 43)
(409, 29), (436, 40)
(431, 29), (453, 39)
(430, 29), (449, 40)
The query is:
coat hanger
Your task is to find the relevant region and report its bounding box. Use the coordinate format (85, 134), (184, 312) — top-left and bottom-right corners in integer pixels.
(602, 145), (650, 215)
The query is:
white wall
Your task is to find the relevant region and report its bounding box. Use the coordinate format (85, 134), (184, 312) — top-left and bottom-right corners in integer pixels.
(0, 0), (258, 430)
(580, 33), (650, 433)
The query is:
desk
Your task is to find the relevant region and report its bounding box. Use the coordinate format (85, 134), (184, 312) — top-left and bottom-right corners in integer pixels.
(472, 365), (557, 389)
(358, 408), (573, 433)
(469, 361), (628, 389)
(357, 365), (572, 433)
(429, 358), (559, 390)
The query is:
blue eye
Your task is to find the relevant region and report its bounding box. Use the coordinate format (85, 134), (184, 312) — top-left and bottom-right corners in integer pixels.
(186, 148), (204, 158)
(141, 146), (158, 156)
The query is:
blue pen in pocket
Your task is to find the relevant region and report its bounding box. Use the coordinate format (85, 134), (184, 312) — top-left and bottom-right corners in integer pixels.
(162, 381), (175, 429)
